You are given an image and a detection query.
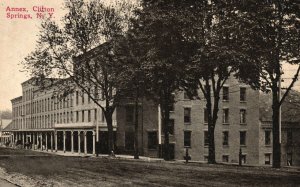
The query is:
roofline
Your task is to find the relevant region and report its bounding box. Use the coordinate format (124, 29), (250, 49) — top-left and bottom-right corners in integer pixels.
(11, 96), (23, 102)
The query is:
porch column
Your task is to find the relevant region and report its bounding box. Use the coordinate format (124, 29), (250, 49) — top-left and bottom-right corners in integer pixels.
(78, 131), (81, 154)
(93, 131), (96, 156)
(36, 133), (39, 150)
(71, 131), (74, 154)
(63, 131), (66, 153)
(55, 131), (58, 152)
(45, 133), (48, 151)
(22, 132), (25, 148)
(84, 131), (87, 155)
(40, 133), (43, 150)
(33, 133), (36, 150)
(50, 132), (53, 152)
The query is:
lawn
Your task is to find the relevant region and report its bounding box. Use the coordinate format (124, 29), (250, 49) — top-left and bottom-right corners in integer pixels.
(0, 147), (299, 187)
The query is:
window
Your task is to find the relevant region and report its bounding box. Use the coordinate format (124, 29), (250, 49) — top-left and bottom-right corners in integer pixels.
(148, 131), (158, 149)
(222, 155), (229, 162)
(184, 91), (190, 100)
(265, 130), (271, 145)
(70, 93), (73, 107)
(204, 108), (208, 124)
(223, 87), (229, 101)
(88, 110), (91, 122)
(66, 97), (69, 108)
(63, 98), (66, 108)
(168, 119), (174, 135)
(240, 87), (246, 102)
(94, 86), (99, 99)
(125, 106), (134, 124)
(70, 111), (73, 122)
(240, 109), (246, 124)
(240, 131), (246, 146)
(222, 108), (229, 124)
(223, 131), (229, 146)
(204, 131), (209, 146)
(76, 111), (79, 122)
(287, 129), (293, 145)
(265, 153), (271, 165)
(241, 155), (246, 164)
(125, 131), (134, 150)
(82, 111), (85, 122)
(81, 91), (85, 104)
(88, 88), (91, 103)
(287, 153), (293, 166)
(184, 108), (191, 124)
(184, 131), (191, 147)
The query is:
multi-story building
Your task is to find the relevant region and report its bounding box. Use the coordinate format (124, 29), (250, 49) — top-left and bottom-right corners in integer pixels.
(4, 43), (299, 166)
(0, 119), (12, 146)
(9, 77), (117, 155)
(259, 91), (300, 166)
(116, 76), (261, 165)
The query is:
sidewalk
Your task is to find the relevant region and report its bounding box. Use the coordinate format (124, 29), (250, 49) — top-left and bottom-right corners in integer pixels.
(33, 148), (165, 162)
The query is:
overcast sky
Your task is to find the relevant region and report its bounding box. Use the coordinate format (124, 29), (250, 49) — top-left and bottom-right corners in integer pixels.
(0, 0), (299, 111)
(0, 0), (66, 110)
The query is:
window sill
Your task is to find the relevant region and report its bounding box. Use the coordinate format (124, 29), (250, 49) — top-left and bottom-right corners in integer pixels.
(204, 145), (209, 148)
(184, 146), (191, 148)
(222, 123), (230, 125)
(223, 100), (229, 102)
(265, 144), (271, 147)
(204, 123), (208, 125)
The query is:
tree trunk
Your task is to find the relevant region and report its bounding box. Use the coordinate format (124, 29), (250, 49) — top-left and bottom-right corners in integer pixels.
(272, 88), (281, 168)
(163, 92), (171, 161)
(105, 112), (114, 156)
(206, 84), (216, 164)
(134, 87), (139, 159)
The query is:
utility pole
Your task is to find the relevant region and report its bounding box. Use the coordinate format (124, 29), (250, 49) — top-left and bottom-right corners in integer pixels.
(279, 72), (281, 145)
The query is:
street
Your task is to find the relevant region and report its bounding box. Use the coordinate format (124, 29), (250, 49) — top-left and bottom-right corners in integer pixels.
(0, 178), (16, 187)
(0, 147), (299, 186)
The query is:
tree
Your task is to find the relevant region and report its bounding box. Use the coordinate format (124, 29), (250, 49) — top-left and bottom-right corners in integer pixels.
(131, 0), (195, 160)
(0, 110), (12, 119)
(237, 0), (300, 168)
(108, 34), (146, 159)
(182, 1), (251, 164)
(23, 0), (134, 155)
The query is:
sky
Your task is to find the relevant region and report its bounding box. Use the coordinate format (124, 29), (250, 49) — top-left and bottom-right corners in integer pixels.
(0, 0), (66, 110)
(0, 0), (299, 111)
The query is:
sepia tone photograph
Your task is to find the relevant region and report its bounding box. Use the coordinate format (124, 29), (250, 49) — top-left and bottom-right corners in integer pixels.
(0, 0), (300, 186)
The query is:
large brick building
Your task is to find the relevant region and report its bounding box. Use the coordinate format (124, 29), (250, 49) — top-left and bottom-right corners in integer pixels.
(259, 91), (300, 166)
(3, 44), (300, 166)
(116, 76), (262, 165)
(9, 77), (117, 155)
